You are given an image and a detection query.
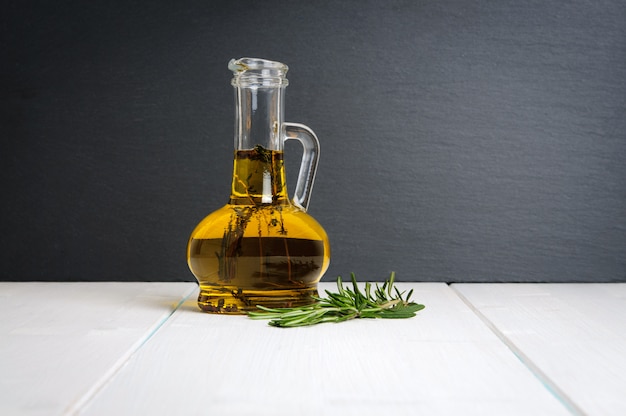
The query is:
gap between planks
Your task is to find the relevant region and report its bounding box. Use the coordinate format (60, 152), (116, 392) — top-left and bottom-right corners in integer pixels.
(449, 284), (585, 416)
(64, 285), (198, 416)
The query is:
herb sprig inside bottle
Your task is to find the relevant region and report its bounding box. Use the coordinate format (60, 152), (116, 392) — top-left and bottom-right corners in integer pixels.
(247, 272), (425, 327)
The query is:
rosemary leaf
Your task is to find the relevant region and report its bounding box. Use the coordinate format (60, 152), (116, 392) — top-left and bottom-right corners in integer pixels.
(247, 272), (425, 327)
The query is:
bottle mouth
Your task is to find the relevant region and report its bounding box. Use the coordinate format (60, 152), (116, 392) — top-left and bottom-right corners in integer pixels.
(229, 57), (289, 87)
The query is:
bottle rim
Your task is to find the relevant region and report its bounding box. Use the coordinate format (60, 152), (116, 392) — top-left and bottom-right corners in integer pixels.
(229, 57), (289, 87)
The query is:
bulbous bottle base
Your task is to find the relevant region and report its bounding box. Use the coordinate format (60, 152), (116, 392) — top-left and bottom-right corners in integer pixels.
(187, 202), (330, 314)
(197, 283), (319, 314)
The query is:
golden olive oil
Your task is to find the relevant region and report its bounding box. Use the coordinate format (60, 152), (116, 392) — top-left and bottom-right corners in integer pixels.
(187, 148), (330, 313)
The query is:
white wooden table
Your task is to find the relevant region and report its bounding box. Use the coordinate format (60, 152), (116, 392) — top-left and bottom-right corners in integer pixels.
(1, 282), (624, 415)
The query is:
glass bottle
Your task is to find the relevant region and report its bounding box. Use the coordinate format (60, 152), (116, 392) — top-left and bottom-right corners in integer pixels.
(187, 58), (330, 313)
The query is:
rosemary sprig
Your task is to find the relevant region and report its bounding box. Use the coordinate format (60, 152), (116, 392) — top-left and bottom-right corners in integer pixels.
(247, 272), (425, 327)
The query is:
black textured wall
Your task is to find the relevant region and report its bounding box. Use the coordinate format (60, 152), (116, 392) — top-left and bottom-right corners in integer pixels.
(2, 0), (625, 282)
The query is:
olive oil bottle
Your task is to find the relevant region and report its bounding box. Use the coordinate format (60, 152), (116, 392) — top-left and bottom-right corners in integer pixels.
(187, 58), (330, 313)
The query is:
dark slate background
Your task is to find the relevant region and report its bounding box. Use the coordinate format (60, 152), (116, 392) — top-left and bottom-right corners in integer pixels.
(2, 0), (625, 282)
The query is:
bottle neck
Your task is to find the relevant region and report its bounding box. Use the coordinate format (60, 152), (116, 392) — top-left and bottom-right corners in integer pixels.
(233, 84), (286, 152)
(229, 58), (291, 206)
(228, 147), (290, 206)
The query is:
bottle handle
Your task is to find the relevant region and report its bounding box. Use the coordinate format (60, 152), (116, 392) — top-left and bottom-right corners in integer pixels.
(283, 122), (320, 211)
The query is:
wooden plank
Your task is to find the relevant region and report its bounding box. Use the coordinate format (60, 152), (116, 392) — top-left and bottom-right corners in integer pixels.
(78, 283), (571, 415)
(0, 282), (196, 416)
(453, 283), (626, 416)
